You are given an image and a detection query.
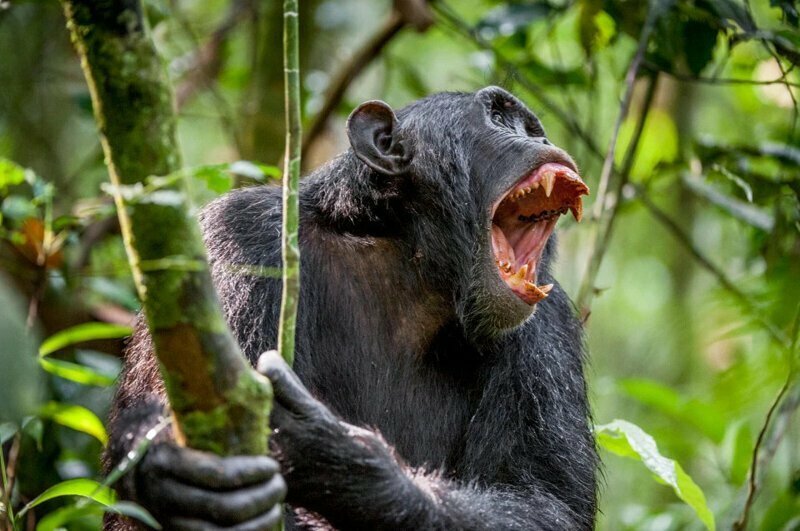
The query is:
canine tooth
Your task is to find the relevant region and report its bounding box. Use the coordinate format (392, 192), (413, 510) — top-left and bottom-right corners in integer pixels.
(570, 202), (583, 222)
(542, 171), (555, 197)
(540, 283), (554, 294)
(510, 263), (528, 282)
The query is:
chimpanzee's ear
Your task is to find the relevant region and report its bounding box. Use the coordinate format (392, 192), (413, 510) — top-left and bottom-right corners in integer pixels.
(346, 100), (411, 176)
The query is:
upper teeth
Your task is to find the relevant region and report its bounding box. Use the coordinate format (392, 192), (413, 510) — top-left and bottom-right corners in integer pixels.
(507, 172), (557, 203)
(542, 171), (555, 197)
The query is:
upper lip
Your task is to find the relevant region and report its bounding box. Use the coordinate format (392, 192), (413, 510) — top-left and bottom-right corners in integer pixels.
(490, 156), (580, 218)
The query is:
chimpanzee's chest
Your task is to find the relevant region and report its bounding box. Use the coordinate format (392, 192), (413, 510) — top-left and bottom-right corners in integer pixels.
(295, 342), (483, 473)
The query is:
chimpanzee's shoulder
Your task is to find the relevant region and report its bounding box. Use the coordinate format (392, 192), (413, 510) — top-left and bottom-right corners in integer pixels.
(199, 184), (283, 265)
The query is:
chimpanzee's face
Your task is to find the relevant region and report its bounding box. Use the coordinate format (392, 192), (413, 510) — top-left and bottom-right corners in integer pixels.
(346, 87), (588, 336)
(461, 87), (588, 332)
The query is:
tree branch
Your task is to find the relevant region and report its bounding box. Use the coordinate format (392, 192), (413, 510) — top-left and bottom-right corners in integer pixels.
(61, 0), (272, 456)
(302, 11), (405, 157)
(576, 73), (659, 311)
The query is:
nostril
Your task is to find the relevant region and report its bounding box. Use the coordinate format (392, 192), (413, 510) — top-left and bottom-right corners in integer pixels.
(532, 136), (551, 145)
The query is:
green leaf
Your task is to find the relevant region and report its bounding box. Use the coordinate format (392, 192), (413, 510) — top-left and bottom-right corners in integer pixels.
(39, 402), (108, 445)
(34, 501), (161, 531)
(39, 323), (133, 357)
(596, 419), (715, 530)
(0, 158), (27, 192)
(192, 164), (233, 194)
(39, 357), (116, 387)
(18, 478), (115, 517)
(721, 421), (753, 486)
(35, 504), (103, 531)
(0, 422), (17, 445)
(107, 501), (161, 529)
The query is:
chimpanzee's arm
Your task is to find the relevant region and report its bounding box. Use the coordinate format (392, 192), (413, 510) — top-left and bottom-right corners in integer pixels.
(258, 350), (591, 531)
(103, 326), (286, 531)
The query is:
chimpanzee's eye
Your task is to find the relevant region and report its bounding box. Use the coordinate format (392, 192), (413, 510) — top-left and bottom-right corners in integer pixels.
(491, 110), (506, 127)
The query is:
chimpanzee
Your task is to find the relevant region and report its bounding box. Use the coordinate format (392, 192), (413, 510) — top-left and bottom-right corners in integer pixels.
(104, 86), (597, 530)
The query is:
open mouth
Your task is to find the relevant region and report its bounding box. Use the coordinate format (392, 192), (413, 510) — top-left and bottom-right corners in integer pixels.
(490, 162), (589, 305)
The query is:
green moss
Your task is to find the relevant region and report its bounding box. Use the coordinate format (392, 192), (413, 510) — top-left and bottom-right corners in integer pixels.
(63, 0), (274, 458)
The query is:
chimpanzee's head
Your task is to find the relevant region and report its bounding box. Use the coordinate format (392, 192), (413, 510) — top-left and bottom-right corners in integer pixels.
(344, 86), (588, 337)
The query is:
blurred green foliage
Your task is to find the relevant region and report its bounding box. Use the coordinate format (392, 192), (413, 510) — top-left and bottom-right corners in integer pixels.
(1, 0), (799, 529)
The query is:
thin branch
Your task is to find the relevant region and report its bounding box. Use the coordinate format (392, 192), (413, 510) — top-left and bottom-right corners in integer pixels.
(173, 0), (251, 109)
(732, 305), (800, 530)
(576, 74), (659, 310)
(645, 61), (800, 89)
(278, 0), (302, 366)
(302, 11), (405, 156)
(171, 0), (249, 152)
(733, 376), (799, 530)
(591, 1), (666, 222)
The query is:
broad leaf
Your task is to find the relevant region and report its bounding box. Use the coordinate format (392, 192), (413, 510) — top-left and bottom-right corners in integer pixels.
(39, 323), (133, 357)
(596, 419), (715, 530)
(39, 402), (108, 445)
(39, 357), (116, 387)
(18, 478), (115, 518)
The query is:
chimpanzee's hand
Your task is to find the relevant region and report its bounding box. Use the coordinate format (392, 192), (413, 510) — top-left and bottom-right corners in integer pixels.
(256, 351), (395, 511)
(134, 442), (286, 530)
(257, 351), (420, 527)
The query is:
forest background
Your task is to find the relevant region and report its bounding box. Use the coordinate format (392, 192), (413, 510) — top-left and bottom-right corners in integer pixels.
(1, 0), (799, 530)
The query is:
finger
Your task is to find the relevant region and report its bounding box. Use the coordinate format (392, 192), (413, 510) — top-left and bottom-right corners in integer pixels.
(145, 444), (279, 489)
(256, 350), (321, 416)
(148, 474), (286, 526)
(169, 505), (284, 531)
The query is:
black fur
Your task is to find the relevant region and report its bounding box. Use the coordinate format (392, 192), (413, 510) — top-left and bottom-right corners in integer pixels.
(104, 87), (597, 530)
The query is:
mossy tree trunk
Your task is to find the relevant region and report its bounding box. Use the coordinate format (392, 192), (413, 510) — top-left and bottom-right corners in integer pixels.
(61, 0), (272, 456)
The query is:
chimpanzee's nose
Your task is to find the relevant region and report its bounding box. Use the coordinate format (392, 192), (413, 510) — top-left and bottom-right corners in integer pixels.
(532, 137), (552, 146)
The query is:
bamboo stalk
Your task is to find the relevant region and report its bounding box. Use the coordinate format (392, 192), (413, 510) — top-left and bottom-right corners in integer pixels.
(278, 0), (302, 366)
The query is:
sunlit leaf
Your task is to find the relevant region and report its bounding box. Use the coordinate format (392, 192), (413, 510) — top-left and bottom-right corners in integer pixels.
(39, 402), (108, 445)
(596, 419), (716, 530)
(617, 109), (678, 180)
(0, 158), (27, 192)
(18, 478), (115, 517)
(192, 163), (232, 193)
(39, 357), (116, 387)
(39, 323), (133, 357)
